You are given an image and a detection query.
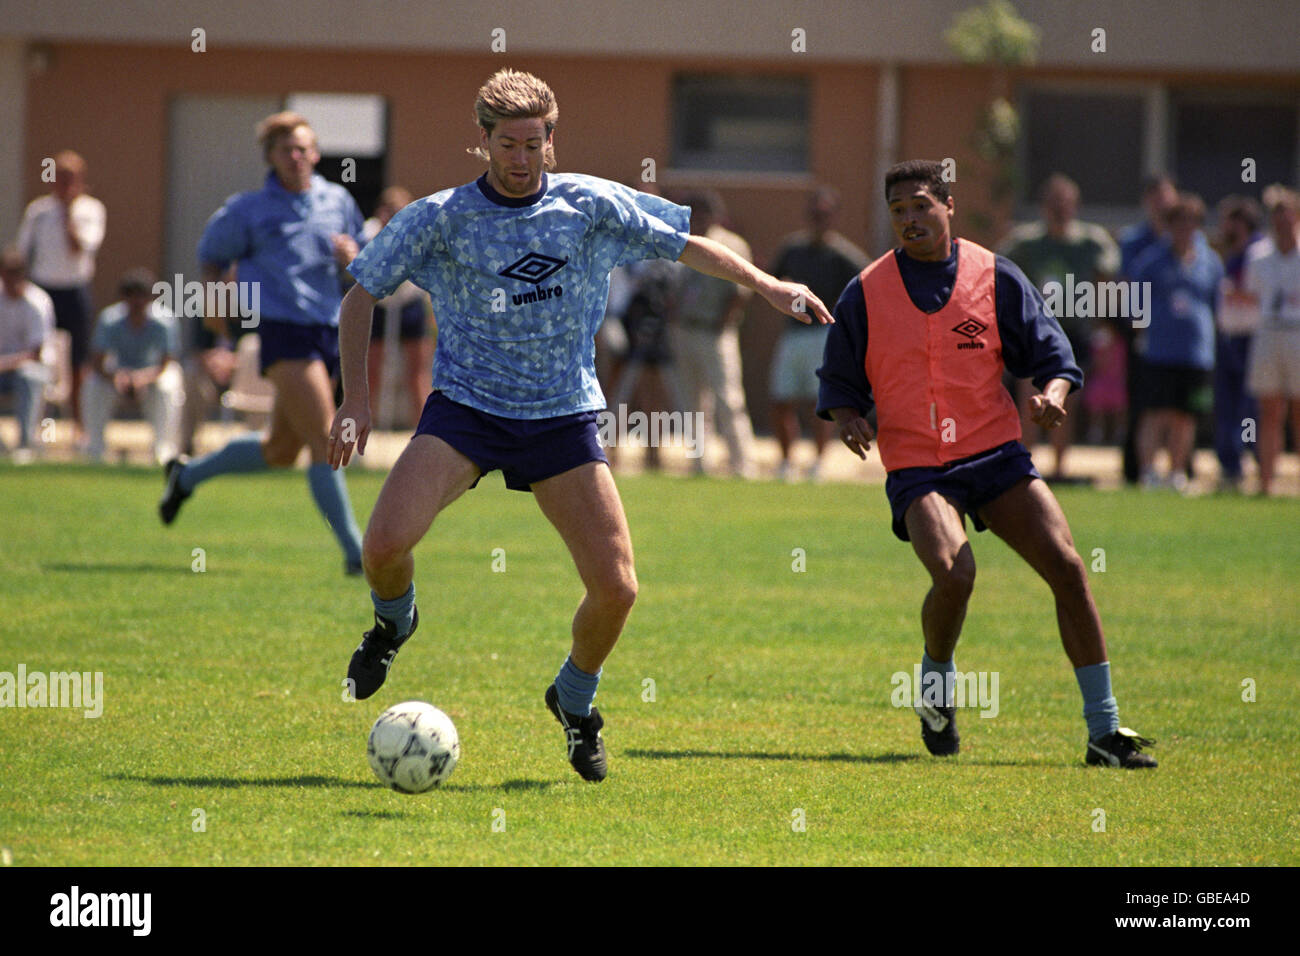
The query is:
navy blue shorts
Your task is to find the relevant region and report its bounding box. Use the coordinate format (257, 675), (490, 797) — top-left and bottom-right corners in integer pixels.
(414, 391), (608, 492)
(257, 319), (339, 376)
(884, 440), (1040, 542)
(40, 284), (93, 366)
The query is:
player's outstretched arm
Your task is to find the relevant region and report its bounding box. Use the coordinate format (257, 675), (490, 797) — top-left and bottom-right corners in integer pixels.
(677, 234), (834, 325)
(827, 406), (875, 460)
(328, 283), (377, 469)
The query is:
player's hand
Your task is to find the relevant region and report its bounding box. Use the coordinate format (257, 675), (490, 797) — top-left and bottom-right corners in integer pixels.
(332, 234), (359, 267)
(834, 413), (874, 460)
(1029, 392), (1067, 429)
(328, 397), (371, 469)
(761, 280), (834, 326)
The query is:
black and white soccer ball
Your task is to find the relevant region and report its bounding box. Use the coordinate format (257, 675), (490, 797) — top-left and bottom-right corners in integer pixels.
(367, 701), (460, 793)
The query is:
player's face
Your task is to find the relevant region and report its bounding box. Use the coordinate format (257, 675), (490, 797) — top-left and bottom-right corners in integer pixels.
(482, 117), (551, 198)
(268, 126), (319, 192)
(887, 181), (954, 261)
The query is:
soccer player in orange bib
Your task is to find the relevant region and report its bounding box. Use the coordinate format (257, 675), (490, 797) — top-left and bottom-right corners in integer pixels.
(818, 160), (1156, 768)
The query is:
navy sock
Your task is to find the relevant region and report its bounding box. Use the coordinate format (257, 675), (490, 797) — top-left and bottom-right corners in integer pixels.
(180, 433), (266, 491)
(1075, 661), (1120, 740)
(921, 650), (956, 708)
(554, 655), (601, 717)
(307, 463), (363, 564)
(372, 584), (415, 638)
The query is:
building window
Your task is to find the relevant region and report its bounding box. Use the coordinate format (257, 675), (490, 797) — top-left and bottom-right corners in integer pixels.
(1171, 92), (1298, 210)
(1020, 88), (1146, 208)
(672, 75), (810, 173)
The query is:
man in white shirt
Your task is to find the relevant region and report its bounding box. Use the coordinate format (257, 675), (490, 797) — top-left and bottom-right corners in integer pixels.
(1243, 187), (1300, 495)
(0, 246), (55, 460)
(15, 150), (107, 438)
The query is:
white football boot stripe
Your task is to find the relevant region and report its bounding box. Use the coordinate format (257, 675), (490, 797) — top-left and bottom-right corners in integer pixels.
(914, 702), (950, 732)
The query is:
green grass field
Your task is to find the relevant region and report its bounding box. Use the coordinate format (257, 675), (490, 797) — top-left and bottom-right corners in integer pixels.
(2, 462), (1297, 866)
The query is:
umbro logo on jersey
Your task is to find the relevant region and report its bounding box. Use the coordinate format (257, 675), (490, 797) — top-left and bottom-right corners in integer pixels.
(952, 317), (987, 350)
(499, 252), (568, 285)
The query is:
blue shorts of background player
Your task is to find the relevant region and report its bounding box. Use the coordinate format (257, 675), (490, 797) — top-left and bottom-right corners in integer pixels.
(885, 440), (1040, 542)
(414, 390), (607, 491)
(257, 319), (340, 376)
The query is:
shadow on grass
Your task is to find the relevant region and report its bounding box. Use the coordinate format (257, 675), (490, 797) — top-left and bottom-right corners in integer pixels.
(625, 748), (919, 765)
(438, 778), (559, 794)
(107, 773), (373, 789)
(44, 561), (189, 574)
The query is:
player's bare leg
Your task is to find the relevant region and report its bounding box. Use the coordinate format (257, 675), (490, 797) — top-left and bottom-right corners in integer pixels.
(903, 491), (972, 755)
(362, 434), (480, 598)
(903, 492), (976, 663)
(978, 477), (1105, 667)
(263, 358), (364, 569)
(532, 460), (635, 781)
(261, 358), (330, 465)
(532, 461), (638, 673)
(979, 475), (1154, 766)
(347, 434), (480, 700)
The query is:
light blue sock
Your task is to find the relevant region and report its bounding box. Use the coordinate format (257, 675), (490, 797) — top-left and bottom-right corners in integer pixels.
(179, 433), (266, 491)
(554, 655), (601, 717)
(1075, 661), (1120, 740)
(372, 584), (415, 638)
(307, 463), (363, 564)
(921, 650), (956, 708)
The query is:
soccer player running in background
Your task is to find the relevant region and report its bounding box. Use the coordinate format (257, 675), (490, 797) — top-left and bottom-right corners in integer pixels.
(328, 69), (831, 781)
(159, 112), (366, 574)
(818, 160), (1156, 768)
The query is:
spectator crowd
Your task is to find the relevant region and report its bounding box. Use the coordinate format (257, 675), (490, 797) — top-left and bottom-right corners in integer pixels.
(3, 147), (1297, 495)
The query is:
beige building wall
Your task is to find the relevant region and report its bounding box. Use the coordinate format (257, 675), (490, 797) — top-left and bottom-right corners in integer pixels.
(9, 22), (1299, 426)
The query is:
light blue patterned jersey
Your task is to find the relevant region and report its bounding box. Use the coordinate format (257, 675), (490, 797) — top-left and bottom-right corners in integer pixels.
(347, 173), (690, 418)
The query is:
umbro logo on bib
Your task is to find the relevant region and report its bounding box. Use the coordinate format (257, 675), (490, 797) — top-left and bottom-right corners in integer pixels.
(952, 317), (987, 349)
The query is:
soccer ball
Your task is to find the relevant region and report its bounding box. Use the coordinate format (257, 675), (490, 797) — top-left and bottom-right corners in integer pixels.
(367, 701), (460, 793)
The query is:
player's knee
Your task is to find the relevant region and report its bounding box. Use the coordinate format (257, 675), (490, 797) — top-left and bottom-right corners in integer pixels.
(361, 527), (406, 573)
(593, 566), (638, 614)
(261, 439), (298, 468)
(936, 552), (976, 600)
(1047, 546), (1088, 592)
